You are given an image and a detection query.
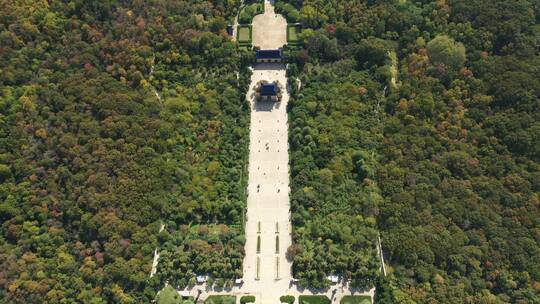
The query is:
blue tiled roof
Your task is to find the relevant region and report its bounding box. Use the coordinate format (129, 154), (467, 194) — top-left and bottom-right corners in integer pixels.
(261, 84), (277, 96)
(256, 49), (282, 59)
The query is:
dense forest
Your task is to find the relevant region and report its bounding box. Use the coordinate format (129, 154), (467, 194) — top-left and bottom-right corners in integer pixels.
(287, 67), (383, 289)
(1, 0), (540, 303)
(0, 0), (249, 303)
(281, 0), (540, 303)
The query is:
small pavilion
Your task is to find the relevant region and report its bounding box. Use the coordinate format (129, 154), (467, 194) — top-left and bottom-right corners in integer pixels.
(260, 83), (278, 101)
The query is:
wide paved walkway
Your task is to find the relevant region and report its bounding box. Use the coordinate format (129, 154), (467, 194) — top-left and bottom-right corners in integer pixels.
(179, 1), (375, 303)
(242, 2), (292, 297)
(240, 63), (291, 303)
(252, 0), (287, 49)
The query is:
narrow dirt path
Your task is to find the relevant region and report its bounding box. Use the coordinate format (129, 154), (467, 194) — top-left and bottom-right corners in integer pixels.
(232, 0), (244, 41)
(388, 51), (398, 88)
(150, 223), (165, 277)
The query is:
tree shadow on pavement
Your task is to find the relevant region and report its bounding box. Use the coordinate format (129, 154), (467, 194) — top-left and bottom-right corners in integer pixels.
(253, 63), (285, 71)
(253, 100), (277, 112)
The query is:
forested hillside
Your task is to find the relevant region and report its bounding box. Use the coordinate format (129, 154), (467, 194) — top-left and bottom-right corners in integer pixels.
(282, 0), (540, 302)
(287, 67), (382, 290)
(2, 0), (540, 303)
(0, 0), (248, 303)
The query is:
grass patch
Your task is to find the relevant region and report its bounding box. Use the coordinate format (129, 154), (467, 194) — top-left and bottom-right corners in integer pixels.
(205, 295), (236, 304)
(298, 296), (330, 304)
(156, 286), (194, 304)
(340, 296), (371, 304)
(287, 24), (301, 45)
(238, 26), (252, 42)
(237, 25), (252, 48)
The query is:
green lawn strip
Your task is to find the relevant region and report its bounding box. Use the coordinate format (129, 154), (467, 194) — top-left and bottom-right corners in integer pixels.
(340, 296), (371, 304)
(287, 26), (298, 41)
(156, 286), (195, 304)
(205, 295), (237, 304)
(286, 24), (301, 45)
(237, 25), (252, 48)
(237, 25), (252, 43)
(298, 295), (331, 304)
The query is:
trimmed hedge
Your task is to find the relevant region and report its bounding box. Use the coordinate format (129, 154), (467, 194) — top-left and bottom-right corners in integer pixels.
(298, 296), (330, 304)
(237, 25), (253, 47)
(205, 296), (236, 304)
(240, 295), (256, 304)
(340, 296), (371, 304)
(280, 295), (295, 304)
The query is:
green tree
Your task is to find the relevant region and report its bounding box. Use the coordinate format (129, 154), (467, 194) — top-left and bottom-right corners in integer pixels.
(426, 35), (466, 70)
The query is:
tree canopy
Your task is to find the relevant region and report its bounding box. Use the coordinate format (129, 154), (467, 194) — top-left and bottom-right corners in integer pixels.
(427, 35), (467, 70)
(1, 0), (539, 303)
(0, 0), (249, 302)
(280, 0), (540, 302)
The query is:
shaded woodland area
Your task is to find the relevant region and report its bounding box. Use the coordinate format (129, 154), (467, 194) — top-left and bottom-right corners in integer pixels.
(0, 0), (250, 302)
(281, 0), (540, 302)
(0, 0), (539, 303)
